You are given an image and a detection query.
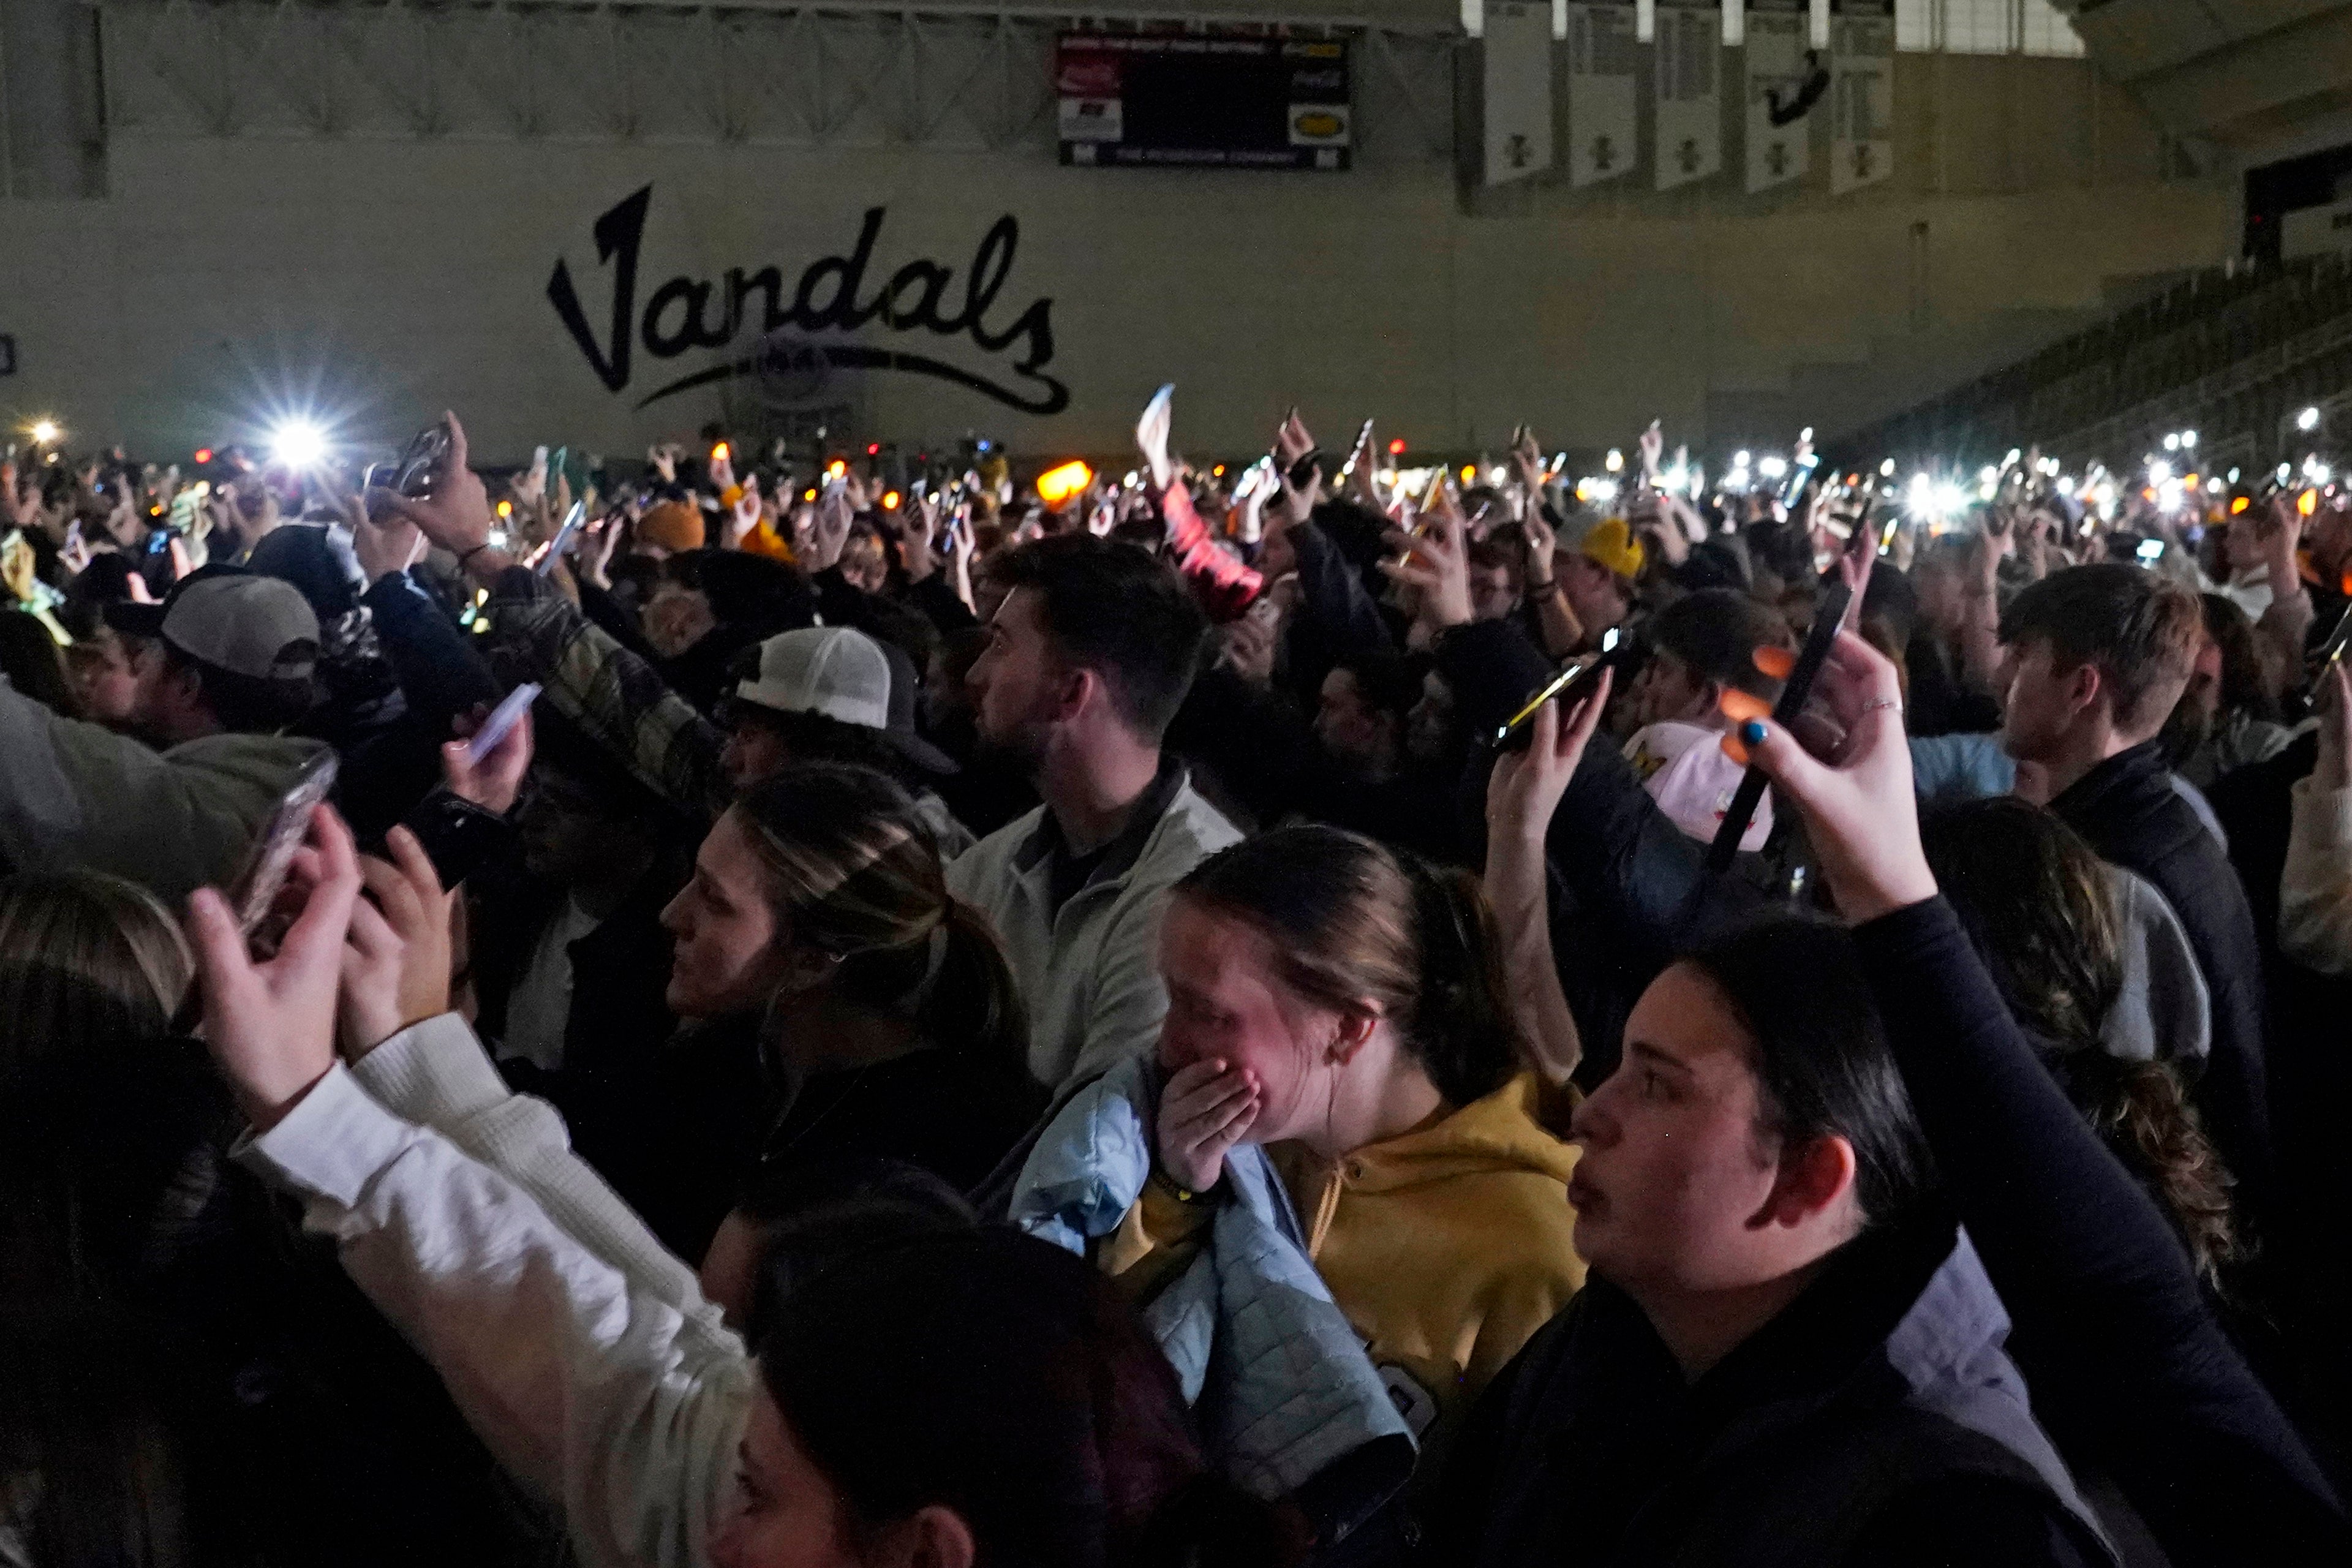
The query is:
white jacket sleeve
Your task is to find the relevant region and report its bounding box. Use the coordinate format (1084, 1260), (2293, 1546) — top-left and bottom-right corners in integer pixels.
(237, 1065), (750, 1568)
(2281, 775), (2352, 977)
(347, 1012), (716, 1324)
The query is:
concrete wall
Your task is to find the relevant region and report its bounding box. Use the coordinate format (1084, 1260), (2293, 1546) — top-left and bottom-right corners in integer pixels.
(0, 43), (2239, 466)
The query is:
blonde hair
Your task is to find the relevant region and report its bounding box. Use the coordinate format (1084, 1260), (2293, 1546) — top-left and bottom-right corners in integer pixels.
(0, 870), (192, 1055)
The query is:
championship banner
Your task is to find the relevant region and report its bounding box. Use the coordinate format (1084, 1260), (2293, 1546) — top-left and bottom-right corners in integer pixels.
(1483, 1), (1556, 186)
(1744, 0), (1817, 194)
(1653, 0), (1722, 192)
(1566, 2), (1640, 189)
(1830, 0), (1895, 195)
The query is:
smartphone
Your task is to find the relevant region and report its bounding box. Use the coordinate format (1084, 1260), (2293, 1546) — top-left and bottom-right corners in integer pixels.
(2135, 538), (2166, 565)
(1491, 628), (1626, 752)
(367, 418), (451, 500)
(466, 682), (541, 764)
(1779, 450), (1822, 510)
(403, 789), (515, 891)
(1703, 581), (1852, 873)
(227, 751), (341, 935)
(1286, 448), (1324, 492)
(535, 502), (589, 577)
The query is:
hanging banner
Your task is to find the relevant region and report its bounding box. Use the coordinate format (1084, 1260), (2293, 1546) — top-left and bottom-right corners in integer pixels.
(1483, 2), (1556, 186)
(1830, 0), (1895, 195)
(1653, 0), (1722, 192)
(1744, 0), (1819, 194)
(1567, 2), (1640, 189)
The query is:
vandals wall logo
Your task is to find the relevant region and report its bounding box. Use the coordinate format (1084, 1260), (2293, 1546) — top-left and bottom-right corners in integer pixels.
(548, 185), (1068, 415)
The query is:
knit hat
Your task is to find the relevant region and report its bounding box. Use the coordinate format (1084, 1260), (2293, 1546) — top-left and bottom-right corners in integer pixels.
(638, 499), (706, 554)
(1580, 517), (1645, 582)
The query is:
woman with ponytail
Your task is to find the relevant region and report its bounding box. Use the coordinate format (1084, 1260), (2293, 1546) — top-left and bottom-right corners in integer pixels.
(1125, 823), (1585, 1466)
(640, 761), (1049, 1290)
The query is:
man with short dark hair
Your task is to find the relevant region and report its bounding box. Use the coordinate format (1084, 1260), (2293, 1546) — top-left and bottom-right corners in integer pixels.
(0, 569), (330, 900)
(951, 533), (1241, 1088)
(1997, 563), (2274, 1200)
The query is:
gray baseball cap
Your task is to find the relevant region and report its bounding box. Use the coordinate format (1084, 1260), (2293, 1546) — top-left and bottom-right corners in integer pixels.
(108, 570), (321, 680)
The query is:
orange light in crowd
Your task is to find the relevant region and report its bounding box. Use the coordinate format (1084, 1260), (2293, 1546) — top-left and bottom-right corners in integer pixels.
(2231, 497), (2250, 514)
(711, 442), (729, 462)
(1036, 460), (1093, 507)
(1387, 438), (1406, 456)
(2300, 489), (2320, 518)
(497, 500), (512, 518)
(194, 447), (214, 464)
(1460, 464), (1476, 484)
(803, 488), (817, 502)
(1212, 465), (1226, 477)
(881, 490), (902, 510)
(827, 459), (846, 478)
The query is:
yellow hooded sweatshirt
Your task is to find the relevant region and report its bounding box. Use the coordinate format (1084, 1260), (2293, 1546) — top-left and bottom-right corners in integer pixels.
(1104, 1072), (1584, 1464)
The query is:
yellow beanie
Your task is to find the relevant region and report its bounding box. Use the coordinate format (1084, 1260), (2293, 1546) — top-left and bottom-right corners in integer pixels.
(638, 499), (706, 554)
(1580, 516), (1645, 582)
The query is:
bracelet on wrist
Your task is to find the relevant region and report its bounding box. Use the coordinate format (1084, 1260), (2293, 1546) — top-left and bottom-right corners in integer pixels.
(1525, 576), (1556, 595)
(1152, 1167), (1221, 1206)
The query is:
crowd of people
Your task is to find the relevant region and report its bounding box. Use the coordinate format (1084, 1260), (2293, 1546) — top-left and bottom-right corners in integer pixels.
(1, 391), (2349, 1567)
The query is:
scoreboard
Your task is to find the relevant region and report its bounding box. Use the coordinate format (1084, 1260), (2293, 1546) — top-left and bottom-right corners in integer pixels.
(1056, 32), (1352, 172)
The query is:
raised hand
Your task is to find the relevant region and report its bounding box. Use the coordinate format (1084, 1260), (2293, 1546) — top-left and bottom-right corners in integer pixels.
(514, 447), (548, 507)
(1136, 385), (1177, 491)
(1156, 1057), (1261, 1194)
(337, 825), (456, 1060)
(185, 804), (365, 1131)
(1726, 630), (1938, 924)
(807, 485), (854, 571)
(1274, 408), (1316, 469)
(1510, 424), (1547, 497)
(725, 480), (763, 548)
(341, 492), (423, 585)
(1381, 489), (1473, 635)
(1487, 667), (1612, 848)
(1638, 419), (1664, 482)
(442, 700), (533, 817)
(372, 412), (496, 561)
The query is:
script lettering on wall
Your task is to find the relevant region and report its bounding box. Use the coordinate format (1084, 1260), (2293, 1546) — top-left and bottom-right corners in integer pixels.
(548, 186), (1068, 416)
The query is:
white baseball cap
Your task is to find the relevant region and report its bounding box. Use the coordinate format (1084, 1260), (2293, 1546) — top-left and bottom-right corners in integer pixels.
(734, 627), (892, 731)
(733, 625), (960, 775)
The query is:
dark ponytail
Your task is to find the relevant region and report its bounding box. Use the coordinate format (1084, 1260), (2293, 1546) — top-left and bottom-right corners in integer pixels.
(1177, 826), (1521, 1109)
(1400, 858), (1524, 1107)
(910, 896), (1028, 1071)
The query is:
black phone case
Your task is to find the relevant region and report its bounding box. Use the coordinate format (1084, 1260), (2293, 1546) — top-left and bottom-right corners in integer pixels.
(402, 790), (516, 891)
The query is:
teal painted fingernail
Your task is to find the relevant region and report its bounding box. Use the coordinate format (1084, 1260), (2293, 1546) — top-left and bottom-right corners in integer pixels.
(1740, 719), (1768, 746)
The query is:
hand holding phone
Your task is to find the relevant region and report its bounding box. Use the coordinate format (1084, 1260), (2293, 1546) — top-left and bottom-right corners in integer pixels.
(465, 682), (540, 766)
(1492, 628), (1626, 752)
(228, 752), (342, 938)
(1704, 580), (1852, 873)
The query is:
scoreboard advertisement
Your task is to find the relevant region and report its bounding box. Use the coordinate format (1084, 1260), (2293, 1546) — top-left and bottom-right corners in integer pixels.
(1056, 32), (1352, 172)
